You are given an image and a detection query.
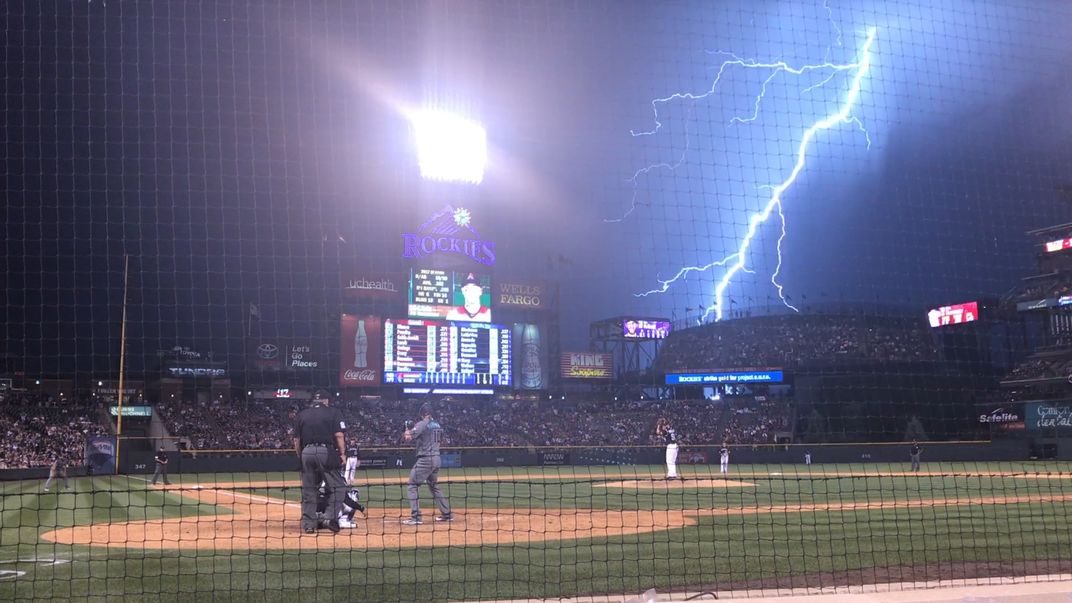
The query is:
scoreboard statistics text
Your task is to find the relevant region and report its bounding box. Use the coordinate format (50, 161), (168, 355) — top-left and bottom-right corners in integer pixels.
(383, 319), (512, 386)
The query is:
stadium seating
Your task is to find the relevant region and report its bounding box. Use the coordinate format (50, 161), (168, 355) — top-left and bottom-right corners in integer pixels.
(655, 313), (938, 373)
(0, 395), (109, 469)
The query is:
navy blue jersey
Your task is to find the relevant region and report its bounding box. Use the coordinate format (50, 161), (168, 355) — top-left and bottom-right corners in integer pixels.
(663, 428), (678, 445)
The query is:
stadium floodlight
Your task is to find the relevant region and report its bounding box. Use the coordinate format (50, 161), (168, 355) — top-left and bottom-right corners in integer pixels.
(411, 110), (487, 184)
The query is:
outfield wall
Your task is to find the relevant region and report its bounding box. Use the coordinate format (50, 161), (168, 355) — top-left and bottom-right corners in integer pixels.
(110, 440), (1027, 475)
(0, 440), (1031, 480)
(0, 466), (90, 481)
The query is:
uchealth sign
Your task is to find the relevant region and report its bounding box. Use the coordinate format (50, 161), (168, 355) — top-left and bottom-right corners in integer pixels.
(496, 281), (547, 310)
(340, 315), (382, 386)
(561, 352), (614, 380)
(342, 274), (401, 301)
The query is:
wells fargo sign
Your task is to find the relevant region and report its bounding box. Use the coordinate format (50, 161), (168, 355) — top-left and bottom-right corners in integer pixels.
(496, 281), (547, 309)
(561, 352), (613, 380)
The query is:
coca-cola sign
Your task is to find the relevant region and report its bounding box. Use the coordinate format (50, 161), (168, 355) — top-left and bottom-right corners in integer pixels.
(340, 316), (382, 386)
(344, 369), (377, 381)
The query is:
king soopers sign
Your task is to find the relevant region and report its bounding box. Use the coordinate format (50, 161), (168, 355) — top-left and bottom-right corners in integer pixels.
(402, 204), (496, 266)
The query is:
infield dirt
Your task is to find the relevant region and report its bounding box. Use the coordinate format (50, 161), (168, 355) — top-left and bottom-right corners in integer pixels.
(38, 474), (1072, 551)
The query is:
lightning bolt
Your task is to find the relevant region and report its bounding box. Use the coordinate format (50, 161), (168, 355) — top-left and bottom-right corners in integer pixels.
(631, 26), (877, 323)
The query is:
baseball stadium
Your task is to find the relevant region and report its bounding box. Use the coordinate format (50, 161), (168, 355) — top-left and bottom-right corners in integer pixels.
(5, 1), (1072, 603)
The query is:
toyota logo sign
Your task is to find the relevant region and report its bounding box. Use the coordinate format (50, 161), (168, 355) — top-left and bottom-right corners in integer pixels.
(257, 344), (278, 359)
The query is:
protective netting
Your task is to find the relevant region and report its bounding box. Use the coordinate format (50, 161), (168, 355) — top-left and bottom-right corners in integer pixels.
(5, 0), (1072, 600)
(4, 464), (1072, 602)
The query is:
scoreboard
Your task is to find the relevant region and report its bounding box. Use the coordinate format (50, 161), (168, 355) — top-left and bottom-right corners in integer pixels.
(926, 302), (979, 328)
(408, 268), (492, 322)
(383, 318), (512, 386)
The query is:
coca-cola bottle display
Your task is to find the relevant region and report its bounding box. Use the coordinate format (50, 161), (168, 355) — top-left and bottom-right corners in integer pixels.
(521, 324), (541, 389)
(355, 319), (368, 368)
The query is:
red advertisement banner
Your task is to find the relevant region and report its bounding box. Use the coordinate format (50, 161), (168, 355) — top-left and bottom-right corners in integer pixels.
(340, 315), (382, 386)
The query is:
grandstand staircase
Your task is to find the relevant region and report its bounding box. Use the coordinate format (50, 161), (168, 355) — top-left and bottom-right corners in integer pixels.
(712, 403), (730, 444)
(97, 407), (117, 436)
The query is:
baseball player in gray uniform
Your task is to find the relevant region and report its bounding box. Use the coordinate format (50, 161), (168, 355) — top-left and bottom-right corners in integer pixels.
(402, 403), (453, 525)
(44, 456), (71, 492)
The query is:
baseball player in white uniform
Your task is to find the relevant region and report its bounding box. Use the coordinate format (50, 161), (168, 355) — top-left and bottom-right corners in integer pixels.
(344, 444), (360, 485)
(656, 418), (679, 479)
(719, 445), (730, 474)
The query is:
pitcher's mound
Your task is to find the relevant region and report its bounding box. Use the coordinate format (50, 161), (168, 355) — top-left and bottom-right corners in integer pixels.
(598, 479), (756, 489)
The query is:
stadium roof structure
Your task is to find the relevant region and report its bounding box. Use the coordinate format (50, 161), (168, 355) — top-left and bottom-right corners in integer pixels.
(1026, 221), (1072, 238)
(589, 316), (669, 386)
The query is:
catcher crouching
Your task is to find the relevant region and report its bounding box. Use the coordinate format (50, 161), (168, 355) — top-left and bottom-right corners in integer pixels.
(317, 481), (366, 529)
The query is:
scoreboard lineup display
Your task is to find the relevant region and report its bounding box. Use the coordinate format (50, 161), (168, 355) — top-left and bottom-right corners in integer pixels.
(383, 318), (512, 385)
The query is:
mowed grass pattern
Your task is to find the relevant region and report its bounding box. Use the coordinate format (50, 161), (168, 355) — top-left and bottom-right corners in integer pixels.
(2, 462), (1072, 603)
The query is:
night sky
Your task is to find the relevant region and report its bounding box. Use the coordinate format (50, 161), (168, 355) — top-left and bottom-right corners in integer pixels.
(2, 0), (1072, 379)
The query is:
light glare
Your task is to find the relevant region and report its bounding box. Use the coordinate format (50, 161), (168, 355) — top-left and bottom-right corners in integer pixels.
(413, 111), (487, 184)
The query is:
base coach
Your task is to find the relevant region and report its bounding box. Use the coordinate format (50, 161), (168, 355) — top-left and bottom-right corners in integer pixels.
(294, 392), (347, 534)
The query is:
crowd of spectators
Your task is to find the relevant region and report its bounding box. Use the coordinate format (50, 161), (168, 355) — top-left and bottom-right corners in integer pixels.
(0, 389), (796, 468)
(156, 401), (224, 450)
(0, 394), (109, 469)
(1000, 354), (1072, 383)
(721, 397), (793, 445)
(150, 397), (788, 451)
(208, 401), (299, 450)
(655, 313), (937, 373)
(1006, 275), (1072, 304)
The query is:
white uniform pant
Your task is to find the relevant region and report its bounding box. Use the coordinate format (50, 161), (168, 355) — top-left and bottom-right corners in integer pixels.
(720, 455), (729, 473)
(344, 458), (358, 483)
(665, 444), (679, 478)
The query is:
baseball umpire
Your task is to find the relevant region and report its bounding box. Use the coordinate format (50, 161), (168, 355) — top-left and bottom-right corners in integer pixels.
(293, 393), (347, 534)
(151, 445), (171, 486)
(402, 402), (453, 525)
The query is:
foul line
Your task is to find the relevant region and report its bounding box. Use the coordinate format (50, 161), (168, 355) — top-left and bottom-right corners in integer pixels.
(131, 475), (301, 509)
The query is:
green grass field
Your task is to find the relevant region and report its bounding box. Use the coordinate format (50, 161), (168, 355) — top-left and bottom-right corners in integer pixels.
(3, 462), (1072, 603)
